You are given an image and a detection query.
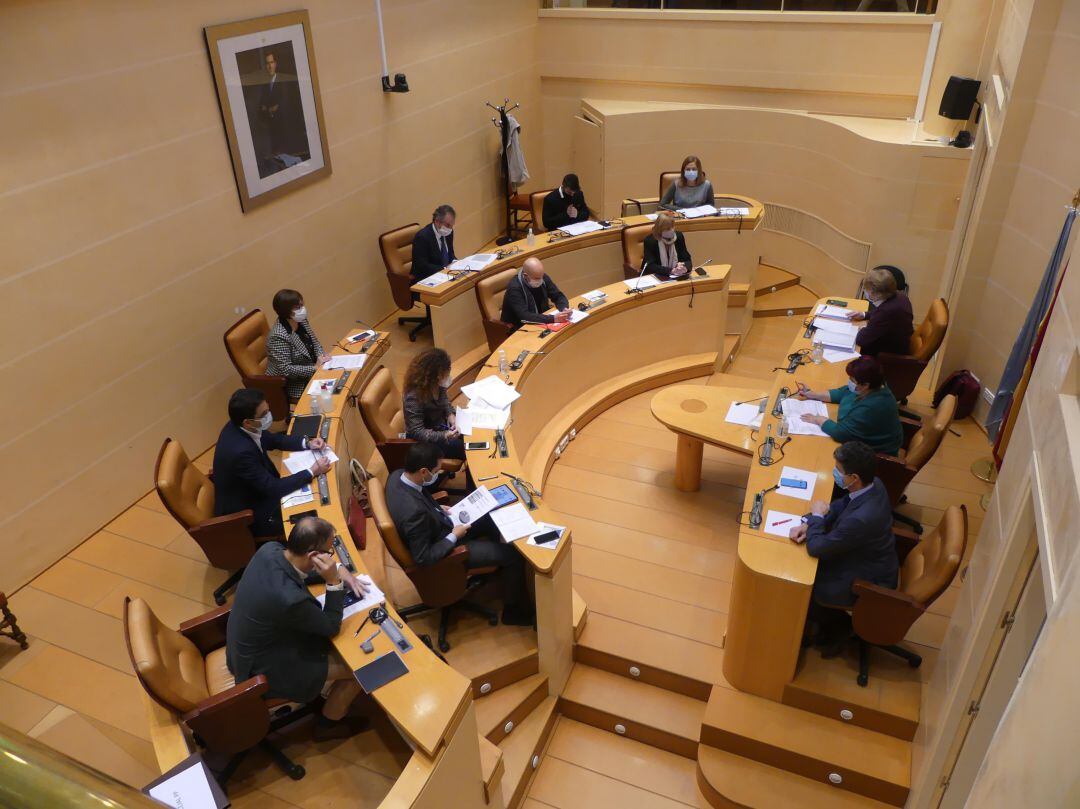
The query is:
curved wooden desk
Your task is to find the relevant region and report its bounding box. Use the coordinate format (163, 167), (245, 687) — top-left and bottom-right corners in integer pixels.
(410, 195), (763, 366)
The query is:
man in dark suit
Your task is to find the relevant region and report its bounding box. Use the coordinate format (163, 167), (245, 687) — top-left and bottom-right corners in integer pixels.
(226, 517), (370, 741)
(213, 388), (333, 538)
(851, 267), (914, 357)
(385, 443), (533, 625)
(410, 204), (457, 282)
(789, 441), (898, 656)
(500, 257), (570, 329)
(541, 173), (591, 231)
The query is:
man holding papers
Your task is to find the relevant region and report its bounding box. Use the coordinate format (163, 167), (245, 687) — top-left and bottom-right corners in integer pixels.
(794, 356), (903, 455)
(848, 268), (914, 357)
(500, 257), (570, 329)
(385, 443), (533, 625)
(541, 173), (591, 231)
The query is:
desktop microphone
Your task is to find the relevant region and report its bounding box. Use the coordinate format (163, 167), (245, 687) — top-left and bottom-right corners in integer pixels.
(749, 483), (780, 529)
(626, 261), (650, 294)
(494, 429), (509, 458)
(759, 424), (775, 466)
(771, 387), (789, 418)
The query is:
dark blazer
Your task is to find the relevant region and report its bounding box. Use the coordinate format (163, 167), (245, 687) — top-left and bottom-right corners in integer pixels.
(213, 421), (310, 537)
(642, 233), (692, 278)
(500, 272), (569, 328)
(804, 478), (898, 607)
(226, 541), (345, 702)
(410, 223), (456, 282)
(266, 319), (326, 401)
(403, 388), (452, 444)
(856, 293), (914, 357)
(385, 469), (456, 566)
(542, 188), (590, 231)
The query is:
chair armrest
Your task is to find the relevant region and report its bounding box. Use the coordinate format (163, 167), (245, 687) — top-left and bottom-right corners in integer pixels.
(899, 416), (922, 449)
(188, 510), (257, 571)
(405, 546), (471, 609)
(892, 523), (920, 563)
(376, 439), (416, 474)
(851, 580), (925, 647)
(621, 197), (659, 217)
(179, 604), (232, 655)
(181, 676), (272, 755)
(875, 453), (918, 507)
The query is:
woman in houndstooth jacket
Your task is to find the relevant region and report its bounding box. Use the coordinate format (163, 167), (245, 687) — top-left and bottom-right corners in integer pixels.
(266, 289), (332, 402)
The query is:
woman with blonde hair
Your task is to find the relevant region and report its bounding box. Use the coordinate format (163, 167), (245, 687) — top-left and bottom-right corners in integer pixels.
(642, 212), (692, 279)
(402, 348), (464, 460)
(660, 155), (715, 210)
(850, 267), (914, 357)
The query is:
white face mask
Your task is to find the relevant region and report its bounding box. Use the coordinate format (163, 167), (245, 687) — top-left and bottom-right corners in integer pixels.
(439, 376), (451, 388)
(847, 379), (858, 393)
(661, 230), (676, 243)
(436, 225), (453, 238)
(249, 411), (273, 433)
(683, 168), (699, 182)
(421, 469), (441, 487)
(292, 306), (307, 322)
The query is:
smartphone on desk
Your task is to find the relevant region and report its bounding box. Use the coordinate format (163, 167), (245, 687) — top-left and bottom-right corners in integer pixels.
(532, 530), (559, 546)
(465, 441), (490, 451)
(694, 267), (708, 277)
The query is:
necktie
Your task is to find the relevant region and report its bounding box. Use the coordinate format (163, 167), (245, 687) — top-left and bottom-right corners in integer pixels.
(439, 236), (449, 266)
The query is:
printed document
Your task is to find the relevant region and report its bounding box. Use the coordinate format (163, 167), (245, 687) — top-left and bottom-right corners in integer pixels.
(316, 574), (386, 620)
(814, 304), (852, 321)
(490, 502), (541, 542)
(763, 510), (802, 538)
(454, 406), (473, 436)
(417, 271), (452, 287)
(823, 347), (861, 364)
(449, 486), (501, 527)
(582, 289), (608, 302)
(725, 401), (765, 429)
(283, 448), (339, 475)
(780, 398), (829, 437)
(624, 275), (661, 291)
(147, 760), (219, 809)
(323, 354), (368, 370)
(678, 205), (719, 218)
(461, 375), (521, 409)
(281, 485), (314, 509)
(449, 253), (498, 272)
(461, 403), (511, 431)
(559, 220), (605, 236)
(717, 206), (750, 216)
(568, 308), (589, 324)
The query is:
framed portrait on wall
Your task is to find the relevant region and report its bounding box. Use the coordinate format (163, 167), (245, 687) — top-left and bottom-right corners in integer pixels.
(205, 10), (331, 212)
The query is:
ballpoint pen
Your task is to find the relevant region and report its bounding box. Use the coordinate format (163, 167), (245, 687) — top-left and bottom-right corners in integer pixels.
(352, 612), (373, 638)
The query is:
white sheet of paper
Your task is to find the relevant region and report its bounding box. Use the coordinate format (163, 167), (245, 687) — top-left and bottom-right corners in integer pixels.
(645, 213), (659, 221)
(316, 574), (385, 620)
(763, 510), (803, 538)
(777, 466), (816, 501)
(525, 522), (566, 549)
(417, 271), (452, 287)
(461, 376), (521, 409)
(148, 761), (219, 809)
(718, 206), (750, 216)
(449, 253), (498, 272)
(454, 406), (473, 437)
(323, 353), (368, 371)
(283, 448), (339, 475)
(812, 317), (859, 336)
(582, 289), (607, 302)
(462, 403), (511, 431)
(306, 377), (337, 396)
(624, 275), (661, 291)
(569, 308), (589, 324)
(823, 347), (861, 364)
(490, 502), (541, 542)
(725, 401), (765, 429)
(814, 305), (852, 320)
(449, 486), (501, 527)
(678, 204), (719, 218)
(814, 328), (857, 351)
(559, 220), (604, 236)
(780, 398), (829, 437)
(281, 485), (314, 508)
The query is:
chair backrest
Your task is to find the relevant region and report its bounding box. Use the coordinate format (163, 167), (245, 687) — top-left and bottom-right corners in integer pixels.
(477, 267), (519, 324)
(379, 222), (422, 311)
(123, 597), (209, 714)
(905, 394), (956, 469)
(901, 504), (967, 605)
(622, 222), (653, 278)
(530, 190), (551, 233)
(659, 171), (680, 200)
(367, 476), (417, 569)
(359, 366), (406, 444)
(224, 310), (270, 378)
(155, 438), (215, 530)
(910, 298), (949, 361)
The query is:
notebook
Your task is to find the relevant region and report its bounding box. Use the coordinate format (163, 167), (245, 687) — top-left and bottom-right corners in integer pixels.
(353, 651), (409, 694)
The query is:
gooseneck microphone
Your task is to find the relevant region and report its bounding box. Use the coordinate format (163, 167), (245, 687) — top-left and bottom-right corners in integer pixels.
(749, 483), (780, 529)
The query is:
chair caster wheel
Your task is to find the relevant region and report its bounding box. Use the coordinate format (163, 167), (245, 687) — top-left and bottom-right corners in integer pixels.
(214, 595), (226, 606)
(908, 657), (922, 669)
(438, 640), (451, 653)
(409, 334), (417, 343)
(488, 616), (498, 626)
(857, 674), (868, 687)
(287, 764), (306, 781)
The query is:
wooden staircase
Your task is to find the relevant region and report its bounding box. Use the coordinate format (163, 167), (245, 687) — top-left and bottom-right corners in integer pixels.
(753, 263), (819, 318)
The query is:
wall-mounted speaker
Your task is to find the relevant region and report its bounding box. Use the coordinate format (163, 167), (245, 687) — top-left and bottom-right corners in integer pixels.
(939, 76), (981, 120)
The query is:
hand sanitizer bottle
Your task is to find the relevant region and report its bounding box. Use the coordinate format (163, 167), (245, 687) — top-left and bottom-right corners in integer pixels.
(526, 228), (535, 247)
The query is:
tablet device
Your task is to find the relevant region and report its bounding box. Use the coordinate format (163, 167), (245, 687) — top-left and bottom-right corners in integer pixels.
(288, 509), (319, 523)
(289, 415), (322, 439)
(353, 651), (409, 694)
(489, 484), (517, 507)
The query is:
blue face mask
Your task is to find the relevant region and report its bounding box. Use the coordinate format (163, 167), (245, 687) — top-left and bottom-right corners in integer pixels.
(847, 379), (858, 393)
(833, 467), (848, 489)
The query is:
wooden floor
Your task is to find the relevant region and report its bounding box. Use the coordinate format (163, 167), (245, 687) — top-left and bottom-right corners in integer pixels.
(0, 310), (992, 807)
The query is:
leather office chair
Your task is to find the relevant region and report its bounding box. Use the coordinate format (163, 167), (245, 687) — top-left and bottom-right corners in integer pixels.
(530, 189), (552, 233)
(223, 310), (289, 422)
(621, 171), (681, 217)
(379, 222), (430, 342)
(155, 438), (258, 605)
(658, 170), (680, 202)
(849, 504), (968, 686)
(876, 394), (957, 534)
(124, 597), (312, 788)
(476, 267), (519, 351)
(367, 477), (497, 652)
(878, 298), (949, 404)
(358, 367), (465, 477)
(509, 183), (534, 239)
(621, 222), (653, 280)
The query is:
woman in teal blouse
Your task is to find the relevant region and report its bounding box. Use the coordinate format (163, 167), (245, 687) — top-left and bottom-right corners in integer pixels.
(795, 356), (903, 456)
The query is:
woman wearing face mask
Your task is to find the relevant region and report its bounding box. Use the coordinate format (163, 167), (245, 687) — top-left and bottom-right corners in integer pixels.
(266, 289), (332, 402)
(795, 356), (903, 456)
(402, 348), (465, 460)
(848, 267), (914, 357)
(642, 212), (693, 279)
(659, 155), (715, 211)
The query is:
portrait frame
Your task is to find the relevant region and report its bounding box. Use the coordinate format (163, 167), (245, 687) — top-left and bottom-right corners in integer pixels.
(204, 10), (332, 212)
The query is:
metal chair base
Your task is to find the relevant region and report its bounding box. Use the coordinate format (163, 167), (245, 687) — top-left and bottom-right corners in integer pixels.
(398, 305), (431, 342)
(857, 639), (923, 687)
(213, 568), (246, 606)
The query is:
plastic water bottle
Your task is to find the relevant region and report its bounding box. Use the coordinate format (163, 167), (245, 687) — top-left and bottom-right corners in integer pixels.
(811, 340), (824, 365)
(498, 349), (508, 375)
(526, 228), (535, 247)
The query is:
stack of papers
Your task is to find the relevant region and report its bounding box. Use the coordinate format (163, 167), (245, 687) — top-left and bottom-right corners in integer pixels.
(323, 354), (368, 370)
(448, 487), (501, 527)
(457, 402), (510, 432)
(316, 574), (386, 619)
(777, 466), (816, 501)
(763, 510), (802, 538)
(559, 220), (605, 236)
(461, 376), (521, 409)
(718, 206), (750, 216)
(282, 485), (314, 509)
(449, 253), (498, 272)
(283, 448), (339, 475)
(678, 205), (719, 218)
(725, 401), (765, 429)
(568, 308), (589, 324)
(582, 290), (608, 303)
(812, 319), (859, 351)
(814, 304), (853, 321)
(417, 271), (452, 287)
(823, 347), (861, 364)
(490, 502), (541, 542)
(780, 398), (829, 437)
(624, 275), (661, 291)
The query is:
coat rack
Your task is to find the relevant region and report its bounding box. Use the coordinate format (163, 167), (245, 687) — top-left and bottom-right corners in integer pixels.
(486, 98), (521, 246)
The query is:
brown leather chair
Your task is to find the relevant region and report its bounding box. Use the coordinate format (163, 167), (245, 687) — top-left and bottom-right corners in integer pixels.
(530, 189), (553, 233)
(124, 597), (312, 788)
(223, 310), (289, 422)
(358, 367), (465, 477)
(476, 267), (519, 351)
(622, 171), (681, 217)
(621, 222), (653, 280)
(879, 298), (950, 404)
(368, 477), (497, 652)
(658, 170), (680, 201)
(155, 438), (258, 605)
(876, 394), (957, 534)
(849, 504), (968, 686)
(379, 222), (430, 342)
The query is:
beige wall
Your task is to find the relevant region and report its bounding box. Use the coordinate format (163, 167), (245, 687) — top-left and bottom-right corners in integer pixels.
(0, 0), (545, 593)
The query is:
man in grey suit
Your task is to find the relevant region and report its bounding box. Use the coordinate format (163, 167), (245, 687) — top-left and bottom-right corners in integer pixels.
(226, 517), (370, 741)
(789, 441), (898, 657)
(385, 442), (533, 626)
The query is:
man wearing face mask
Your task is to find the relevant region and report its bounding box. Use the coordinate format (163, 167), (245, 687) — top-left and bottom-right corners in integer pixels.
(385, 443), (534, 625)
(500, 257), (570, 330)
(266, 288), (332, 402)
(213, 388), (333, 538)
(642, 212), (692, 279)
(410, 204), (458, 282)
(788, 441), (897, 656)
(541, 173), (591, 231)
(848, 268), (914, 357)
